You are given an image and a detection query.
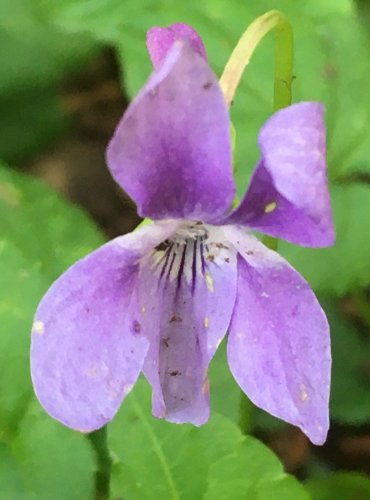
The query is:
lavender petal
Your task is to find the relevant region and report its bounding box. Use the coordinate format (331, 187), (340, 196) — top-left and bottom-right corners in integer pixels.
(106, 43), (234, 222)
(146, 23), (207, 68)
(221, 103), (334, 247)
(138, 225), (237, 425)
(31, 222), (179, 431)
(224, 226), (331, 444)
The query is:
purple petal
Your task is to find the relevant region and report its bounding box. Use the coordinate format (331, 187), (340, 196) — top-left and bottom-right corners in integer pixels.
(146, 23), (207, 69)
(223, 226), (331, 444)
(222, 103), (334, 247)
(137, 224), (237, 425)
(106, 42), (234, 221)
(31, 222), (179, 431)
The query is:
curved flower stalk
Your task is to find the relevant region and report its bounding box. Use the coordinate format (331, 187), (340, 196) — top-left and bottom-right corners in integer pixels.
(31, 24), (334, 445)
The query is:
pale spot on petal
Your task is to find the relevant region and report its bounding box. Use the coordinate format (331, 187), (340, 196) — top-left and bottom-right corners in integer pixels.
(123, 383), (134, 396)
(32, 321), (44, 335)
(86, 364), (97, 379)
(299, 383), (309, 403)
(204, 317), (209, 328)
(264, 201), (277, 213)
(204, 272), (214, 292)
(201, 379), (210, 396)
(107, 378), (120, 398)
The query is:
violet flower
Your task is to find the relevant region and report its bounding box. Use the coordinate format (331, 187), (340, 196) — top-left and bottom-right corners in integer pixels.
(31, 24), (334, 445)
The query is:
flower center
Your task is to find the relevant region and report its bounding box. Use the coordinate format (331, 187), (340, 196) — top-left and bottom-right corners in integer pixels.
(151, 222), (208, 292)
(170, 220), (208, 245)
(148, 222), (232, 296)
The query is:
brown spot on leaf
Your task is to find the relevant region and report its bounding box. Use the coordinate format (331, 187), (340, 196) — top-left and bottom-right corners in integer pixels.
(322, 62), (337, 81)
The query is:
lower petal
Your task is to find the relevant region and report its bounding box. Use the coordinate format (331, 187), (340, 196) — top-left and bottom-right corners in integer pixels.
(31, 222), (178, 431)
(224, 226), (331, 444)
(138, 224), (237, 425)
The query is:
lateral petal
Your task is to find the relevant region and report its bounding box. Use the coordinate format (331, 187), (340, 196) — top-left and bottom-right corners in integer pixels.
(221, 103), (334, 247)
(31, 222), (178, 431)
(224, 226), (331, 444)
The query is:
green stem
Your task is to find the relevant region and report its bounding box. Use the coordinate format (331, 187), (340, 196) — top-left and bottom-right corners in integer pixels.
(88, 426), (112, 500)
(219, 10), (293, 110)
(272, 14), (293, 112)
(220, 11), (294, 431)
(220, 10), (293, 252)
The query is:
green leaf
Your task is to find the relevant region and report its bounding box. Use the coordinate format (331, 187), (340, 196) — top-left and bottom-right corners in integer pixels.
(0, 0), (97, 162)
(306, 472), (370, 500)
(280, 185), (370, 295)
(0, 164), (104, 280)
(209, 340), (241, 424)
(320, 297), (370, 424)
(0, 90), (67, 164)
(0, 164), (103, 492)
(0, 241), (46, 436)
(109, 378), (307, 499)
(8, 403), (95, 500)
(204, 442), (309, 499)
(0, 0), (96, 94)
(0, 442), (28, 498)
(0, 385), (95, 499)
(0, 163), (103, 433)
(109, 378), (242, 499)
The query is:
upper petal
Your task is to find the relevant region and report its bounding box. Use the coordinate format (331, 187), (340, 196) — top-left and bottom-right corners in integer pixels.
(146, 23), (207, 68)
(223, 226), (331, 444)
(221, 103), (334, 247)
(137, 224), (237, 425)
(31, 222), (178, 431)
(106, 42), (234, 221)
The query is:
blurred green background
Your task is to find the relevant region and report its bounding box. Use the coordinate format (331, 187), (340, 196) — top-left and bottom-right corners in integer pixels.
(1, 0), (370, 498)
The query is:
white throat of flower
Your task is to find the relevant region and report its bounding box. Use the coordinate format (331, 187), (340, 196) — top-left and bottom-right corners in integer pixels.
(146, 222), (234, 291)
